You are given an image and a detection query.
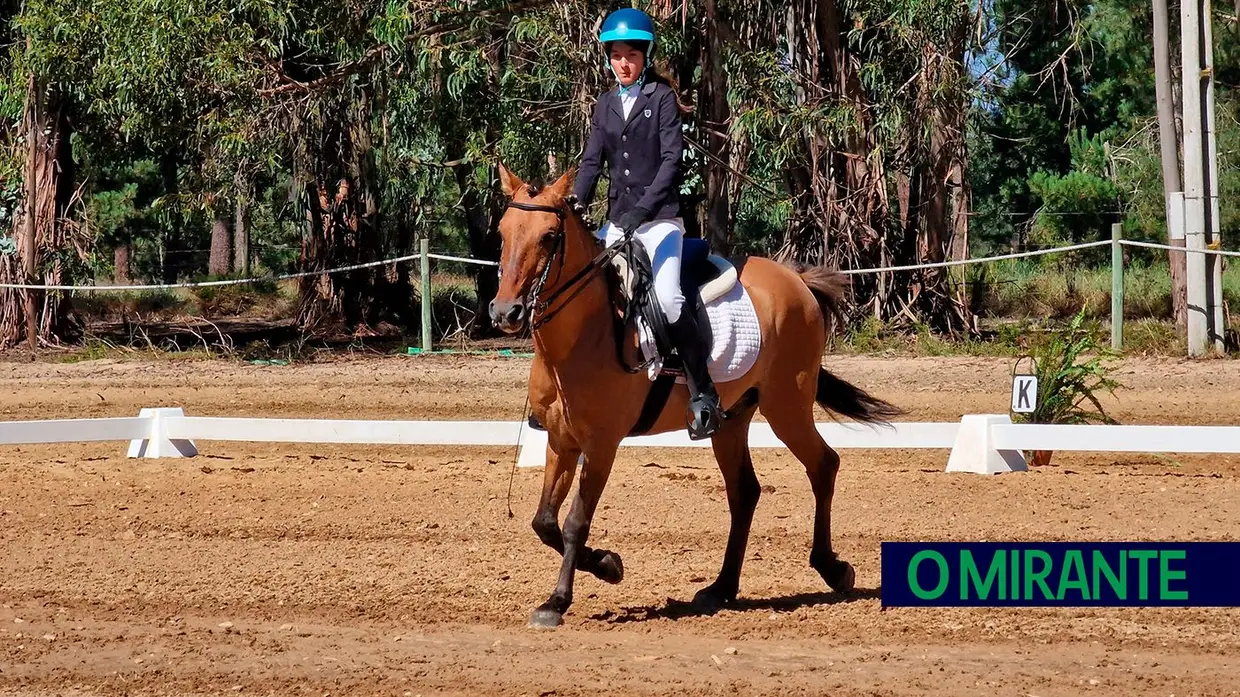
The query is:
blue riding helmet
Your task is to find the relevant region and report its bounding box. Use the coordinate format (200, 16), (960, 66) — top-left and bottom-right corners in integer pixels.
(599, 8), (656, 91)
(599, 8), (655, 49)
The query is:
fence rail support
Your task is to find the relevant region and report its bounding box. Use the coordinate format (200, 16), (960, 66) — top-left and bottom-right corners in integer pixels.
(420, 238), (432, 353)
(1112, 223), (1124, 350)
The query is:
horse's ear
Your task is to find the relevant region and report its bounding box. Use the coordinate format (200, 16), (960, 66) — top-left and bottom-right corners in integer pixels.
(497, 162), (523, 197)
(549, 167), (576, 198)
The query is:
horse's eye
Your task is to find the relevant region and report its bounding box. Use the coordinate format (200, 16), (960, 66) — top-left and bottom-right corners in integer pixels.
(541, 230), (557, 245)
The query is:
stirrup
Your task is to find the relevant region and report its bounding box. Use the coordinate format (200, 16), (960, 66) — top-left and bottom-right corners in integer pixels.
(687, 393), (722, 440)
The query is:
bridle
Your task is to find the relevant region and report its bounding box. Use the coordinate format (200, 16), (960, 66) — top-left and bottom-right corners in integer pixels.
(503, 199), (633, 331)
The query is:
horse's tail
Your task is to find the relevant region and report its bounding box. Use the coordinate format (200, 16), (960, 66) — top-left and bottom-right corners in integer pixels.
(791, 262), (904, 425)
(815, 367), (904, 425)
(794, 264), (848, 334)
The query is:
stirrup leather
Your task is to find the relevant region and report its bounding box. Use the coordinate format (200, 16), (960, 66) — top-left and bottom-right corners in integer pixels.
(669, 304), (722, 440)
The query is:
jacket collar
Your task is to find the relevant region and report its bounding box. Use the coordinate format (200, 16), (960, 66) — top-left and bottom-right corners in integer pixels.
(610, 81), (657, 128)
(608, 85), (625, 119)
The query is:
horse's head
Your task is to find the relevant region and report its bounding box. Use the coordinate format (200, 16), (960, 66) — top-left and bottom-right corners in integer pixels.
(489, 162), (578, 333)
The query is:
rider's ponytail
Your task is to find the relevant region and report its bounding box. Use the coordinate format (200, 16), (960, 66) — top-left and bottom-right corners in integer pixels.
(645, 63), (694, 115)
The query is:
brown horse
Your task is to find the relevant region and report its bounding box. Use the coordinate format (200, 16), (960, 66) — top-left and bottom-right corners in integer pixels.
(490, 164), (900, 629)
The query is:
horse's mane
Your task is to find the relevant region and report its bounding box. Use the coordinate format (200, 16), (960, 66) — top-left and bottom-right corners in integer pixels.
(517, 179), (595, 237)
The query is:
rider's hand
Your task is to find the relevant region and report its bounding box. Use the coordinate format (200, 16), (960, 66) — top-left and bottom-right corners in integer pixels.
(616, 207), (650, 235)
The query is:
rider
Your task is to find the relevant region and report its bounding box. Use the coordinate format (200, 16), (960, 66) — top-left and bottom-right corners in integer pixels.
(569, 7), (721, 440)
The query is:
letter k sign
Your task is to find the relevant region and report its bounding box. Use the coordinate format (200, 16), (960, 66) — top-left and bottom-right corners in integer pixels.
(1011, 375), (1038, 414)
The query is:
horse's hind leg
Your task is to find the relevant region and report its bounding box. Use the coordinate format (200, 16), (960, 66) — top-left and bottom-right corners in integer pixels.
(760, 390), (856, 594)
(692, 401), (761, 613)
(532, 441), (623, 585)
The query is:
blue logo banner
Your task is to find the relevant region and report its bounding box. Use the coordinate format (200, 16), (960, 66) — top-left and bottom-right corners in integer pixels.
(880, 542), (1240, 607)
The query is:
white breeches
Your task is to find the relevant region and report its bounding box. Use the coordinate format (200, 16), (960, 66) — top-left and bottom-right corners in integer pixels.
(597, 218), (686, 324)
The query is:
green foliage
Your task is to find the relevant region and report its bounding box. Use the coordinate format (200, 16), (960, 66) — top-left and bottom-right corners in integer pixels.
(1011, 306), (1122, 426)
(1027, 169), (1118, 247)
(972, 0), (1238, 266)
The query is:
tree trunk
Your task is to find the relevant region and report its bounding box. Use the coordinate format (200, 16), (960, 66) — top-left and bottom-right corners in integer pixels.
(778, 0), (889, 320)
(159, 153), (181, 284)
(441, 29), (506, 339)
(950, 147), (972, 326)
(114, 244), (131, 285)
(916, 61), (973, 333)
(21, 74), (39, 350)
(922, 121), (952, 268)
(701, 0), (733, 252)
(295, 90), (403, 335)
(209, 211), (232, 276)
(1153, 0), (1187, 334)
(5, 74), (73, 349)
(233, 172), (250, 275)
(452, 161), (500, 337)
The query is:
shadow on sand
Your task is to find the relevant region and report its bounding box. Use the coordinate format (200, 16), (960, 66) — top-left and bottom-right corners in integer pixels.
(588, 587), (882, 624)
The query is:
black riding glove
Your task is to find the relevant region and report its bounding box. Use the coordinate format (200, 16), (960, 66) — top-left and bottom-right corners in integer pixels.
(616, 206), (650, 235)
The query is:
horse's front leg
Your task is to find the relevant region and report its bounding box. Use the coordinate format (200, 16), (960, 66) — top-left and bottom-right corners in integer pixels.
(529, 445), (619, 629)
(531, 439), (624, 585)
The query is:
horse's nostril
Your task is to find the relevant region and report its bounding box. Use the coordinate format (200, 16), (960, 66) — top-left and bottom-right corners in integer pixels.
(507, 303), (525, 324)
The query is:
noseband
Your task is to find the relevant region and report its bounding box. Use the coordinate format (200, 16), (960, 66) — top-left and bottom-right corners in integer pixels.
(503, 199), (631, 330)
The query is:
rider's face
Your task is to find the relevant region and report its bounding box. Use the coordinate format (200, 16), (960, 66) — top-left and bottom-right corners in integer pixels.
(608, 42), (644, 86)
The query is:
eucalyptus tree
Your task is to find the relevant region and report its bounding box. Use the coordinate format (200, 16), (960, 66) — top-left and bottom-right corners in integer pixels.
(696, 0), (977, 329)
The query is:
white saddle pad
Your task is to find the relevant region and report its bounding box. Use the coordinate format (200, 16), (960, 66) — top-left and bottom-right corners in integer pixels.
(637, 280), (762, 384)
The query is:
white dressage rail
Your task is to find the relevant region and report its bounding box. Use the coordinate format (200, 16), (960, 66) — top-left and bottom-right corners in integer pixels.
(0, 408), (1237, 474)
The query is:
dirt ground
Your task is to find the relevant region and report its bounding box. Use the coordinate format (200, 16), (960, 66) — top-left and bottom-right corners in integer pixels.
(1, 353), (1239, 697)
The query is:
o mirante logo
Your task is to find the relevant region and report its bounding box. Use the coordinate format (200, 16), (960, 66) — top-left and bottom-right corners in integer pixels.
(881, 542), (1240, 607)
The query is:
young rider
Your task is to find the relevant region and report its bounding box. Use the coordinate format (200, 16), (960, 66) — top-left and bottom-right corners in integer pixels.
(569, 7), (722, 440)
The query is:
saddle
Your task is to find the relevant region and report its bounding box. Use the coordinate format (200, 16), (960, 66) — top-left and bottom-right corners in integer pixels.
(606, 236), (738, 376)
(525, 233), (747, 438)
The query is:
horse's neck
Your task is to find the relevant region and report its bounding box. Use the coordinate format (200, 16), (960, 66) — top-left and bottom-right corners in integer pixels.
(531, 220), (613, 366)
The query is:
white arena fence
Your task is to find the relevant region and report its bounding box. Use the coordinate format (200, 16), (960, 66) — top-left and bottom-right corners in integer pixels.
(0, 234), (1233, 472)
(4, 408), (1240, 474)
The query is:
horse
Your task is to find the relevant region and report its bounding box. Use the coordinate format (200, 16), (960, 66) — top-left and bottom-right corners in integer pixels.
(488, 163), (901, 629)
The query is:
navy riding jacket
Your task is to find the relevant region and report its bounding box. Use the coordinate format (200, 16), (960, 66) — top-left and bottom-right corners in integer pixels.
(572, 80), (683, 226)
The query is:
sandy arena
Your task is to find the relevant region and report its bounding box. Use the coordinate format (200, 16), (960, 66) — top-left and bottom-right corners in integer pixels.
(1, 353), (1238, 696)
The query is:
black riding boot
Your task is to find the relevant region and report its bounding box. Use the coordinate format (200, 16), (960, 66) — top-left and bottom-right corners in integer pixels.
(669, 297), (722, 440)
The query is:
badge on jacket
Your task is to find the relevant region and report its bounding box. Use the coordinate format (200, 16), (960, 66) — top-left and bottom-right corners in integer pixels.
(644, 109), (651, 118)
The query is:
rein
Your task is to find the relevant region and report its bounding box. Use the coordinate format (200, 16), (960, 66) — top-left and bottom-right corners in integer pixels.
(503, 198), (657, 375)
(505, 200), (631, 332)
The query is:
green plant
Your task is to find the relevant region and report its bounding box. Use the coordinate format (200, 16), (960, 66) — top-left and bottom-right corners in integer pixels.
(1011, 306), (1124, 465)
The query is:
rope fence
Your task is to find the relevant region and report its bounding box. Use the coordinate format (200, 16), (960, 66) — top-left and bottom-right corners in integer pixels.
(0, 236), (1231, 292)
(838, 240), (1112, 276)
(1114, 239), (1240, 259)
(1, 230), (1229, 355)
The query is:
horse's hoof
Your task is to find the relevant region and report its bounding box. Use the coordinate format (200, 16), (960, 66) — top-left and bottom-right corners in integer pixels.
(595, 551), (624, 585)
(528, 606), (564, 630)
(825, 560), (856, 594)
(691, 583), (736, 614)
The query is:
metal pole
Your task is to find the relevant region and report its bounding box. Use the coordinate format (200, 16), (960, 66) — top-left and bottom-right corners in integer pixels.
(1181, 0), (1208, 356)
(1112, 223), (1124, 351)
(420, 238), (432, 353)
